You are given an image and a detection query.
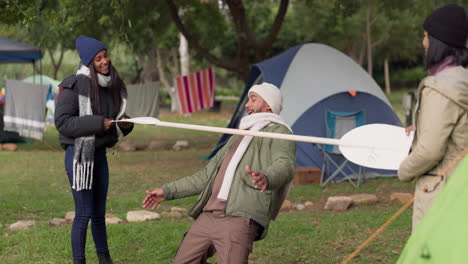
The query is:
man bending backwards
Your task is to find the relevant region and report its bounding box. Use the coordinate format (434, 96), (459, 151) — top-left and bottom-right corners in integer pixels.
(143, 82), (296, 264)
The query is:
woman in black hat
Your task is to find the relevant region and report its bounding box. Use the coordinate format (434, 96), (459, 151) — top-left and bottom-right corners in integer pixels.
(398, 4), (468, 232)
(55, 35), (133, 264)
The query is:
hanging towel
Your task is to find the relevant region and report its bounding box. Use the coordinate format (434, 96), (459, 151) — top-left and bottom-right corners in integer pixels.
(126, 81), (160, 118)
(3, 80), (48, 140)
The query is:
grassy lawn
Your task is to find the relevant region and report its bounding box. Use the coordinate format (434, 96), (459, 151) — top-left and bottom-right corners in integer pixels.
(0, 97), (416, 264)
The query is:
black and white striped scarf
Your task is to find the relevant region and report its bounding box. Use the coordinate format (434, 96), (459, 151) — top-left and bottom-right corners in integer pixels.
(73, 65), (127, 191)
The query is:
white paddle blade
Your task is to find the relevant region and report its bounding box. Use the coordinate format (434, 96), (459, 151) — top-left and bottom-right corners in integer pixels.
(339, 124), (414, 170)
(113, 117), (160, 125)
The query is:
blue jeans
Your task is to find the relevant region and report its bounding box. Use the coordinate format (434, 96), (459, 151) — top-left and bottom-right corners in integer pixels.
(65, 146), (110, 261)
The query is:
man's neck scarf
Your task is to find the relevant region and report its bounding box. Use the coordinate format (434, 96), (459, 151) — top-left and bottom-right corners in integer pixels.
(217, 112), (292, 200)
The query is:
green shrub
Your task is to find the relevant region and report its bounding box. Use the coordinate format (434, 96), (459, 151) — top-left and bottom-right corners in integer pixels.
(215, 86), (243, 97)
(392, 66), (426, 83)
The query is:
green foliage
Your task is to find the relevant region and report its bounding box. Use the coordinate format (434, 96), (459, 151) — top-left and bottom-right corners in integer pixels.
(2, 0), (468, 91)
(2, 0), (114, 49)
(274, 0), (325, 50)
(0, 0), (41, 26)
(215, 86), (242, 97)
(180, 0), (229, 51)
(278, 0), (422, 65)
(374, 66), (426, 90)
(109, 0), (179, 53)
(392, 67), (426, 84)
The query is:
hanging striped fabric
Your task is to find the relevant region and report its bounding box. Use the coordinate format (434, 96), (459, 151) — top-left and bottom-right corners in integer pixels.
(175, 68), (215, 114)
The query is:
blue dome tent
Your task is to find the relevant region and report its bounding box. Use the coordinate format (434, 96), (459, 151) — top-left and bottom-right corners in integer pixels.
(210, 43), (402, 178)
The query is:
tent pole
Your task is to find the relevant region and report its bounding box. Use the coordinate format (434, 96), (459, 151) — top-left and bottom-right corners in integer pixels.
(40, 58), (43, 86)
(33, 60), (35, 84)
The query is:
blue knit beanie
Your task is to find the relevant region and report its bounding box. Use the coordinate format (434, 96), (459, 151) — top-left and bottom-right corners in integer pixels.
(75, 35), (107, 66)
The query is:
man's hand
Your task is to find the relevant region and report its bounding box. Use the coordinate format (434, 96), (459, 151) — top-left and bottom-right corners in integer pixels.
(405, 125), (414, 136)
(245, 165), (268, 192)
(142, 188), (165, 210)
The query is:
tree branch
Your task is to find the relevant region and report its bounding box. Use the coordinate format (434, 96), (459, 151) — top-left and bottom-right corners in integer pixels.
(33, 61), (41, 74)
(224, 0), (249, 65)
(156, 47), (179, 112)
(164, 0), (241, 75)
(131, 56), (144, 84)
(56, 45), (65, 69)
(257, 0), (289, 53)
(48, 48), (56, 69)
(372, 24), (392, 48)
(156, 48), (172, 90)
(51, 45), (65, 79)
(371, 37), (384, 48)
(225, 0), (256, 52)
(169, 47), (180, 77)
(370, 15), (378, 26)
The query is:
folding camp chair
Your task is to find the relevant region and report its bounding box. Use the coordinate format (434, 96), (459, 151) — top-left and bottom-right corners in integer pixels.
(320, 110), (365, 187)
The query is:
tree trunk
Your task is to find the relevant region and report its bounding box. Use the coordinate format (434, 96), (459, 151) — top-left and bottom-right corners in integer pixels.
(346, 37), (366, 66)
(48, 48), (55, 77)
(384, 58), (391, 95)
(358, 36), (366, 66)
(169, 47), (180, 77)
(143, 51), (156, 82)
(132, 54), (147, 83)
(179, 33), (190, 76)
(48, 46), (65, 80)
(131, 58), (143, 84)
(168, 47), (180, 112)
(33, 61), (41, 75)
(366, 0), (373, 76)
(56, 46), (65, 80)
(156, 48), (179, 112)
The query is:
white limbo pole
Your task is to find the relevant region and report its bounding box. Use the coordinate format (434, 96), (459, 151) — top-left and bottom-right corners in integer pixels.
(114, 117), (413, 170)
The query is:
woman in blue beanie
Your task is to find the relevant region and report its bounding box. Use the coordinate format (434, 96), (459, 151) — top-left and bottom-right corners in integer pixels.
(398, 4), (468, 232)
(55, 35), (134, 264)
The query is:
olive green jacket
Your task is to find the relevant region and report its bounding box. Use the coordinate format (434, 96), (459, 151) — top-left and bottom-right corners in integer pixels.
(398, 66), (468, 182)
(162, 124), (296, 239)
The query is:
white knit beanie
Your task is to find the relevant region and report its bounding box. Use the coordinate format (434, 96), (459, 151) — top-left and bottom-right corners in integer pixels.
(248, 82), (283, 114)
